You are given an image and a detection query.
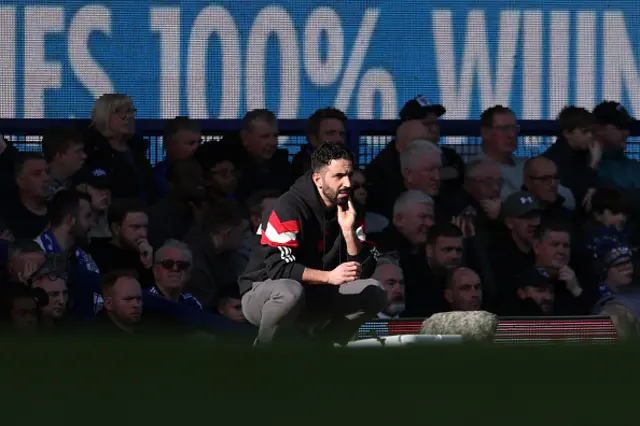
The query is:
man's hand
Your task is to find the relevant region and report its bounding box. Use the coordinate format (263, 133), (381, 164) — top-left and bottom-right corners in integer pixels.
(588, 140), (603, 169)
(479, 198), (501, 221)
(453, 215), (475, 238)
(138, 239), (153, 269)
(558, 265), (582, 297)
(18, 260), (40, 284)
(327, 261), (361, 285)
(337, 199), (356, 231)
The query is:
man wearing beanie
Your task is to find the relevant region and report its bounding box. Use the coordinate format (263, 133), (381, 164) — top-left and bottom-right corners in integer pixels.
(591, 238), (640, 338)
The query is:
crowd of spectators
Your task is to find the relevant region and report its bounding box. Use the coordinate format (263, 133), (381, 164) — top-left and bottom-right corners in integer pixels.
(1, 92), (640, 342)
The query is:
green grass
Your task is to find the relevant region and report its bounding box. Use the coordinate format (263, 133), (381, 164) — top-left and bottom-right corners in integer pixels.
(2, 337), (637, 425)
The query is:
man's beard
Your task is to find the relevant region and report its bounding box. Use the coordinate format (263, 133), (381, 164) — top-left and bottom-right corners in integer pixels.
(70, 225), (89, 247)
(384, 301), (405, 317)
(322, 185), (350, 206)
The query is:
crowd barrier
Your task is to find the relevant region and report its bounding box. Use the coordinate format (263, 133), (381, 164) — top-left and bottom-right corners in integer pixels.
(2, 119), (640, 166)
(356, 316), (619, 343)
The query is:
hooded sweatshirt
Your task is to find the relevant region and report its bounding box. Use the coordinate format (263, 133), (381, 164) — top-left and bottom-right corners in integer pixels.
(238, 173), (378, 294)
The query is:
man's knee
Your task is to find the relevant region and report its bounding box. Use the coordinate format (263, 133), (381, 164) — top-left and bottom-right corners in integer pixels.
(268, 279), (305, 308)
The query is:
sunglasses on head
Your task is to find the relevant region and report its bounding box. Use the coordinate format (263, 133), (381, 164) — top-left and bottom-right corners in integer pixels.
(158, 259), (191, 272)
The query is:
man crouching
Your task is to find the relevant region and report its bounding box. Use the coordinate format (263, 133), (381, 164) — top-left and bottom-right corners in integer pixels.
(239, 141), (385, 345)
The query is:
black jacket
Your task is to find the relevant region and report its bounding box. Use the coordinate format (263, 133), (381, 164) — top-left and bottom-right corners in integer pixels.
(83, 127), (158, 203)
(542, 135), (597, 205)
(238, 173), (378, 294)
(216, 134), (293, 202)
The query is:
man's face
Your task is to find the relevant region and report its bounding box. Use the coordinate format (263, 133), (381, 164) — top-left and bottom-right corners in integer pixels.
(351, 171), (367, 206)
(519, 285), (554, 314)
(395, 120), (430, 152)
(505, 214), (541, 245)
(167, 129), (201, 161)
(34, 276), (68, 321)
(315, 158), (353, 206)
(208, 160), (238, 197)
(446, 269), (482, 311)
(373, 263), (405, 316)
(105, 277), (142, 325)
(395, 203), (435, 246)
(10, 297), (38, 330)
(606, 258), (634, 288)
(483, 112), (519, 156)
(420, 112), (441, 143)
(466, 162), (503, 200)
(596, 209), (628, 232)
(70, 199), (94, 245)
(533, 231), (571, 270)
(17, 159), (50, 199)
(310, 118), (346, 147)
(595, 124), (629, 151)
(524, 158), (559, 203)
(116, 212), (149, 250)
(564, 127), (593, 150)
(86, 185), (110, 212)
(404, 155), (441, 196)
(56, 143), (86, 175)
(427, 236), (464, 271)
(217, 221), (249, 253)
(242, 119), (279, 161)
(153, 247), (191, 291)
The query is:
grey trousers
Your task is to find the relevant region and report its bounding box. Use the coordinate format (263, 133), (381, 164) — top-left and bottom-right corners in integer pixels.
(241, 278), (386, 344)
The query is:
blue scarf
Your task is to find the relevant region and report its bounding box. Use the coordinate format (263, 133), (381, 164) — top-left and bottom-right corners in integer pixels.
(38, 229), (100, 273)
(599, 283), (614, 299)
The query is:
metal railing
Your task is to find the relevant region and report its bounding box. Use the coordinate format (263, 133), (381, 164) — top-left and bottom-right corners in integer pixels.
(2, 119), (640, 166)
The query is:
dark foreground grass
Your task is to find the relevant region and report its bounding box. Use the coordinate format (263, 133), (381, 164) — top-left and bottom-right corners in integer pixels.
(2, 337), (638, 425)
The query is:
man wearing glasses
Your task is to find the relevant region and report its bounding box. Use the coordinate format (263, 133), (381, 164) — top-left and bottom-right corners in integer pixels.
(475, 105), (575, 210)
(30, 267), (69, 329)
(150, 239), (202, 310)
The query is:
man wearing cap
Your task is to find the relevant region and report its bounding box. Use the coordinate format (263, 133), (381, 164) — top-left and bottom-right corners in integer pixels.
(591, 240), (640, 338)
(592, 101), (640, 212)
(489, 191), (541, 296)
(73, 167), (111, 240)
(365, 96), (463, 219)
(507, 268), (555, 316)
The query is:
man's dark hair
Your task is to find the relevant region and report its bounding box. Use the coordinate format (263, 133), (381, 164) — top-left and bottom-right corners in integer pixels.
(558, 106), (594, 132)
(41, 127), (84, 163)
(307, 107), (347, 137)
(100, 269), (139, 297)
(310, 141), (352, 172)
(591, 188), (629, 215)
(107, 198), (147, 227)
(13, 152), (46, 180)
(203, 200), (245, 235)
(426, 223), (463, 246)
(49, 189), (92, 228)
(245, 190), (281, 218)
(163, 116), (200, 146)
(242, 109), (277, 131)
(480, 105), (514, 128)
(195, 142), (237, 172)
(533, 220), (570, 242)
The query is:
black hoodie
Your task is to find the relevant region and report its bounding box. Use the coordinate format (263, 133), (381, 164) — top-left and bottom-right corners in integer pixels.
(238, 173), (378, 294)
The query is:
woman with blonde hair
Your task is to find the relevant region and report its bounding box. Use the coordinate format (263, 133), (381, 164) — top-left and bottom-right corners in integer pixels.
(84, 94), (158, 203)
